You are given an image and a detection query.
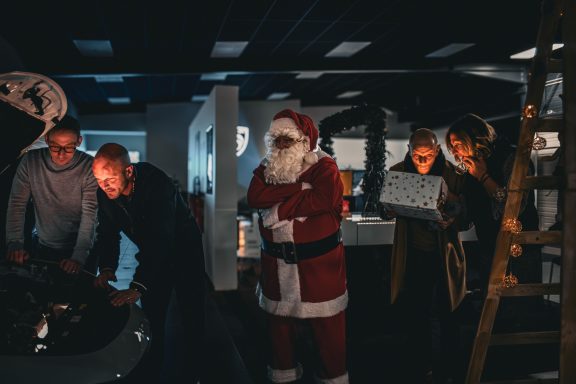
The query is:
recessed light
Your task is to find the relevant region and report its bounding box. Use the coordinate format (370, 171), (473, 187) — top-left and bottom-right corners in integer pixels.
(211, 41), (249, 58)
(201, 73), (229, 81)
(192, 95), (209, 102)
(295, 72), (324, 79)
(325, 42), (371, 58)
(267, 92), (291, 100)
(425, 43), (475, 58)
(95, 75), (124, 83)
(510, 43), (564, 59)
(73, 40), (114, 57)
(337, 91), (363, 99)
(107, 97), (131, 105)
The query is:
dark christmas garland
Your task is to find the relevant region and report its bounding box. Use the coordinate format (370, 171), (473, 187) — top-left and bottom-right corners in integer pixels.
(318, 103), (388, 214)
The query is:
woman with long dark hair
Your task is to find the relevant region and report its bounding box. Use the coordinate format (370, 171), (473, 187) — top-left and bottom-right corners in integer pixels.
(446, 113), (541, 292)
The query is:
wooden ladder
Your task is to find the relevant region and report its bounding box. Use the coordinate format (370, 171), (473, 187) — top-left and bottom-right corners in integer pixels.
(465, 0), (576, 383)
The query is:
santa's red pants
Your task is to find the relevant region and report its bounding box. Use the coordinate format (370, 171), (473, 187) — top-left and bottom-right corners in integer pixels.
(266, 311), (348, 383)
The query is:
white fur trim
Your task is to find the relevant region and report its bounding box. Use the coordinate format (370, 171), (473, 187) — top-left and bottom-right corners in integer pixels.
(268, 363), (303, 383)
(277, 259), (301, 303)
(258, 290), (349, 318)
(272, 215), (294, 243)
(315, 372), (349, 384)
(259, 216), (348, 318)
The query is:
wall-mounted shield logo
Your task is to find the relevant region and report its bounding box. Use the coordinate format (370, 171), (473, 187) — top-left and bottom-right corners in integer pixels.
(236, 125), (249, 157)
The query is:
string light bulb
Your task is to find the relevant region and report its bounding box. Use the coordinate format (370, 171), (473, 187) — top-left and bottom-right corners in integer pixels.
(510, 243), (523, 257)
(523, 104), (538, 119)
(503, 218), (523, 234)
(532, 134), (547, 150)
(502, 273), (519, 288)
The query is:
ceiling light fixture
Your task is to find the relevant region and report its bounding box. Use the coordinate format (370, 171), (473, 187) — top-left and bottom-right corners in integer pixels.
(267, 92), (291, 100)
(295, 71), (325, 79)
(211, 41), (249, 58)
(107, 97), (131, 105)
(192, 95), (209, 102)
(73, 40), (114, 57)
(95, 75), (124, 83)
(337, 91), (363, 99)
(425, 43), (475, 58)
(325, 42), (371, 58)
(200, 73), (229, 81)
(510, 43), (564, 59)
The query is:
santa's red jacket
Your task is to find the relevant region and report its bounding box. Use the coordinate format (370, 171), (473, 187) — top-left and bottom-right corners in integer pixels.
(247, 154), (348, 318)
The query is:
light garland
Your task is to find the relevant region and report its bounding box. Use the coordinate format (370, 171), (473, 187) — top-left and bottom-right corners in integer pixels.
(501, 273), (519, 288)
(503, 218), (523, 234)
(510, 243), (523, 257)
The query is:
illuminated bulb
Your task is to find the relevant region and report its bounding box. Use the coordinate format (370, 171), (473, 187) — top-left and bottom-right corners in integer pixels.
(532, 135), (547, 150)
(523, 104), (538, 119)
(503, 218), (523, 234)
(501, 273), (519, 288)
(510, 243), (523, 257)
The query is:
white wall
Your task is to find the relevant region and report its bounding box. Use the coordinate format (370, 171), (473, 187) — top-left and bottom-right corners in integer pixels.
(188, 86), (238, 291)
(147, 102), (201, 191)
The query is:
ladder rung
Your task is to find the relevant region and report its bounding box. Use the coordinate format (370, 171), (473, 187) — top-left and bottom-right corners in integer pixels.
(490, 331), (560, 346)
(521, 176), (562, 190)
(513, 230), (562, 244)
(535, 118), (563, 132)
(547, 58), (563, 73)
(500, 283), (561, 297)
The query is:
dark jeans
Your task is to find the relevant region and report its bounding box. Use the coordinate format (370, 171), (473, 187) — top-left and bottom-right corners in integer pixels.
(397, 247), (463, 383)
(132, 263), (206, 383)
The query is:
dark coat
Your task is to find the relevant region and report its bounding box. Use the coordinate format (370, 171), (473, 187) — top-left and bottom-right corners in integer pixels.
(92, 162), (205, 293)
(389, 154), (468, 311)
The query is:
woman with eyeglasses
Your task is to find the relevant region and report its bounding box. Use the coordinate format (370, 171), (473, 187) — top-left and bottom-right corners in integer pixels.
(5, 115), (98, 275)
(445, 113), (541, 298)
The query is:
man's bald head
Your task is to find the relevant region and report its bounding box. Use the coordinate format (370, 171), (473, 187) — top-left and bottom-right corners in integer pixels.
(408, 128), (441, 175)
(94, 143), (131, 168)
(409, 128), (438, 151)
(93, 143), (134, 199)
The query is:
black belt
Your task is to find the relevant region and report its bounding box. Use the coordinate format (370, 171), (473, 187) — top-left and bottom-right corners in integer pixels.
(261, 229), (342, 264)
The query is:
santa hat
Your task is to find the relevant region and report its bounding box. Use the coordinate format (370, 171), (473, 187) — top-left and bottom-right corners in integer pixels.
(270, 109), (319, 164)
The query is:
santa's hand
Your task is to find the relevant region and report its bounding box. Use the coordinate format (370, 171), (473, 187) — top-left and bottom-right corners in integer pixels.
(302, 182), (313, 190)
(295, 217), (307, 222)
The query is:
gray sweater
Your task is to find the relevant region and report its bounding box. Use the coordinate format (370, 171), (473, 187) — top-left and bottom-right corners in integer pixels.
(5, 148), (98, 264)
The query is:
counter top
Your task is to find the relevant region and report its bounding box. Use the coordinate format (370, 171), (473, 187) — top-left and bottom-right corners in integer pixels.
(341, 213), (478, 246)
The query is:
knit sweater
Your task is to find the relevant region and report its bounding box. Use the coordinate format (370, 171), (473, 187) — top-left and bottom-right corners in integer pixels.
(5, 148), (98, 264)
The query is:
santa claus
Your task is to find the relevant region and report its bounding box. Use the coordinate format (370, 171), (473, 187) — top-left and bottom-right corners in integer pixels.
(247, 109), (348, 384)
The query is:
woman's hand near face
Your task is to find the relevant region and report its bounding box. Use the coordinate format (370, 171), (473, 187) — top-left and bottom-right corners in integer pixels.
(463, 157), (487, 180)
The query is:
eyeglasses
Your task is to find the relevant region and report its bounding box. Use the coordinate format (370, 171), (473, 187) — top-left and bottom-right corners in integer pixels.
(48, 144), (77, 154)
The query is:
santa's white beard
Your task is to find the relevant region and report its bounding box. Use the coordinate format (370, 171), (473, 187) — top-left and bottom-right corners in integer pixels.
(264, 140), (307, 184)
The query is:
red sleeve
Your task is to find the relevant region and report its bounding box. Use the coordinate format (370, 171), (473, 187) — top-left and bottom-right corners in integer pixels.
(247, 165), (303, 209)
(277, 159), (343, 220)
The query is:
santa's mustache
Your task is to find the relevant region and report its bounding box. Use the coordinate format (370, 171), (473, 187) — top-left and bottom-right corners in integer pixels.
(264, 140), (307, 184)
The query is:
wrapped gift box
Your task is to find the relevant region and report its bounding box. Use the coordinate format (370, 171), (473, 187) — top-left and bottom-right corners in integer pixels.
(379, 171), (448, 221)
